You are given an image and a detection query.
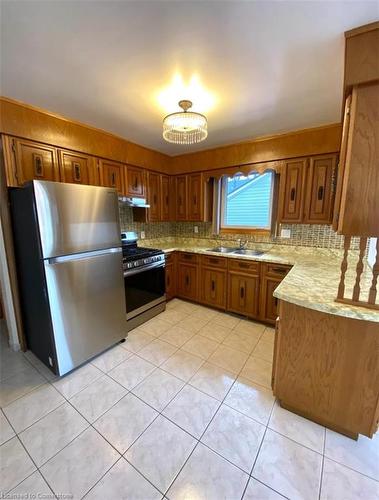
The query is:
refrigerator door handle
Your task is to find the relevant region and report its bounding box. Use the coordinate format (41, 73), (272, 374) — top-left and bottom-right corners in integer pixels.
(47, 247), (121, 265)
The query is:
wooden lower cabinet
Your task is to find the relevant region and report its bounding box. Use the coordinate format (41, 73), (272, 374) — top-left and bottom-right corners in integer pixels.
(201, 267), (227, 309)
(165, 253), (176, 301)
(273, 300), (379, 438)
(227, 272), (259, 318)
(260, 263), (292, 324)
(177, 263), (198, 301)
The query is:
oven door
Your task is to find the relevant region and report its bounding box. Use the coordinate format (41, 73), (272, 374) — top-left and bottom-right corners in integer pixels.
(124, 261), (165, 319)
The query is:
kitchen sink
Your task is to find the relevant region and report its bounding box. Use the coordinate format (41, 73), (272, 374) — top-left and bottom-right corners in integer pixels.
(232, 249), (265, 256)
(207, 246), (237, 253)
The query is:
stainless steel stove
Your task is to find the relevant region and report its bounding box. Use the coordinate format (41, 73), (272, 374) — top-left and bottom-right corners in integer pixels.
(121, 232), (166, 330)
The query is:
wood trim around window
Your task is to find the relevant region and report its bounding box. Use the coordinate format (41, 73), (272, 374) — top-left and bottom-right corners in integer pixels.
(219, 227), (272, 236)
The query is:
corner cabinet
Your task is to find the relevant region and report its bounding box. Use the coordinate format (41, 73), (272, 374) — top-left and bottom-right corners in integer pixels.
(58, 150), (98, 186)
(176, 252), (199, 301)
(260, 263), (292, 324)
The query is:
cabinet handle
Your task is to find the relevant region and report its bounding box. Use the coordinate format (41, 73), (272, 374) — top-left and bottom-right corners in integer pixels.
(178, 196), (182, 206)
(238, 262), (250, 269)
(211, 279), (215, 292)
(193, 195), (197, 205)
(317, 186), (324, 200)
(73, 162), (81, 182)
(134, 177), (138, 189)
(274, 297), (278, 307)
(167, 275), (170, 286)
(271, 267), (287, 274)
(33, 154), (43, 177)
(111, 172), (116, 187)
(165, 195), (169, 206)
(183, 254), (192, 260)
(290, 187), (296, 201)
(153, 194), (157, 204)
(185, 275), (189, 286)
(209, 258), (219, 265)
(240, 286), (245, 299)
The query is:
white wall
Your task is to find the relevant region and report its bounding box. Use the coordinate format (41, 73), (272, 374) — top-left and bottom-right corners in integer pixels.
(368, 238), (377, 269)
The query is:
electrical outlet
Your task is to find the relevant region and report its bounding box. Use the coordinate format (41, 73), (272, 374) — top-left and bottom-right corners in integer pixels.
(140, 231), (146, 239)
(194, 226), (199, 234)
(280, 228), (291, 238)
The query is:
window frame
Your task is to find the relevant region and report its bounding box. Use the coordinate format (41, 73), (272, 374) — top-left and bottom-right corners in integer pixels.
(219, 172), (275, 235)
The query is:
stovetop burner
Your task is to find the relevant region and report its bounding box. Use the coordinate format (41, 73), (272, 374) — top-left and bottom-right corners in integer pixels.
(122, 245), (163, 262)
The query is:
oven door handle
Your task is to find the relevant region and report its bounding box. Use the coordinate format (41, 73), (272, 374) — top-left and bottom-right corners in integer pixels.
(124, 260), (165, 277)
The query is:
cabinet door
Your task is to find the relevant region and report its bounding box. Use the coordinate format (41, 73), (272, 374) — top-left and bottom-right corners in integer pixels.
(304, 154), (337, 224)
(335, 83), (379, 236)
(165, 263), (176, 301)
(176, 176), (187, 220)
(160, 175), (170, 221)
(188, 173), (203, 221)
(13, 138), (59, 185)
(99, 159), (125, 195)
(333, 95), (352, 231)
(148, 172), (160, 221)
(278, 159), (307, 223)
(227, 273), (259, 318)
(261, 277), (281, 324)
(126, 166), (146, 197)
(58, 150), (98, 186)
(177, 264), (198, 301)
(201, 267), (226, 309)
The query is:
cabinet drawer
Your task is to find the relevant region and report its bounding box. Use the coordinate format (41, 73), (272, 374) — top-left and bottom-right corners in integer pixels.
(228, 259), (260, 275)
(165, 252), (176, 264)
(265, 263), (292, 278)
(201, 255), (227, 269)
(178, 252), (199, 264)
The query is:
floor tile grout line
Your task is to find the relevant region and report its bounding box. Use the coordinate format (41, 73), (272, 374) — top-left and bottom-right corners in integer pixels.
(318, 427), (327, 500)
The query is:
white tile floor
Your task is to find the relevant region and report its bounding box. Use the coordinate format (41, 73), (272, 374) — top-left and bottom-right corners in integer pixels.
(1, 300), (378, 500)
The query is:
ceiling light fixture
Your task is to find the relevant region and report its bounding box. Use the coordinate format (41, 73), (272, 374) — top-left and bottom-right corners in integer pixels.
(162, 100), (208, 145)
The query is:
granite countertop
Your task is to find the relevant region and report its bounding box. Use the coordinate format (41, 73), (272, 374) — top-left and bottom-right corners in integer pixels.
(144, 238), (379, 323)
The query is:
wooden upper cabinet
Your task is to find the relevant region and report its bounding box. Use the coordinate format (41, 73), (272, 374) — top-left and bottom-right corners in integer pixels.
(126, 166), (146, 197)
(58, 150), (98, 186)
(304, 154), (337, 224)
(148, 172), (160, 222)
(175, 175), (187, 220)
(344, 22), (379, 93)
(334, 82), (379, 236)
(278, 159), (307, 223)
(160, 174), (171, 221)
(99, 159), (125, 195)
(187, 173), (203, 221)
(10, 138), (59, 185)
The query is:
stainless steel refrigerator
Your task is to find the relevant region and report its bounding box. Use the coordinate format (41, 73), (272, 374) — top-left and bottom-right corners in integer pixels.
(10, 180), (127, 376)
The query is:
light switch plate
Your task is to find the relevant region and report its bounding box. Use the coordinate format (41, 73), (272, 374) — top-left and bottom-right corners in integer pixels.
(194, 226), (199, 234)
(140, 231), (146, 239)
(280, 228), (291, 238)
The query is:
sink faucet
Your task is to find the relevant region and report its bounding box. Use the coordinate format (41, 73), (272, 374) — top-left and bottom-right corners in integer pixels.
(237, 239), (247, 249)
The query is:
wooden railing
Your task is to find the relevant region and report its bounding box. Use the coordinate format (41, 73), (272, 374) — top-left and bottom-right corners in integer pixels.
(336, 236), (379, 310)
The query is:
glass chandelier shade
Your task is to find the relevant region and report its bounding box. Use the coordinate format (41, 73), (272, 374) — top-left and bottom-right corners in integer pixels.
(163, 100), (208, 144)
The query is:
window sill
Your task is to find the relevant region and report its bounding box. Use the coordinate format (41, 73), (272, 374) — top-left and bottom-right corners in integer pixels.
(219, 228), (271, 236)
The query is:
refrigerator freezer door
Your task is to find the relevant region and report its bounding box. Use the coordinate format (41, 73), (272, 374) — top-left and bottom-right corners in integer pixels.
(33, 180), (121, 259)
(44, 248), (127, 375)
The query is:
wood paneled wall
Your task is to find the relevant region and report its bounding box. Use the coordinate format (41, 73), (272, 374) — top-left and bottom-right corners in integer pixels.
(0, 97), (171, 173)
(1, 97), (341, 176)
(171, 124), (342, 174)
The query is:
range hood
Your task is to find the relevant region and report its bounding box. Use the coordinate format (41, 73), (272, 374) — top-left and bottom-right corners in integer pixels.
(118, 196), (150, 208)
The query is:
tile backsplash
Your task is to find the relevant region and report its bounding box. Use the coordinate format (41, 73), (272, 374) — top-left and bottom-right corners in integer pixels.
(119, 204), (361, 250)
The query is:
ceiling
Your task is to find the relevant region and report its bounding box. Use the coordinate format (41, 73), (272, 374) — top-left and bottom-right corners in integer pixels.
(1, 1), (378, 155)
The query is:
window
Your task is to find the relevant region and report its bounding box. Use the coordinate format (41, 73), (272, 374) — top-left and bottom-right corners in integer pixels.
(220, 171), (274, 231)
